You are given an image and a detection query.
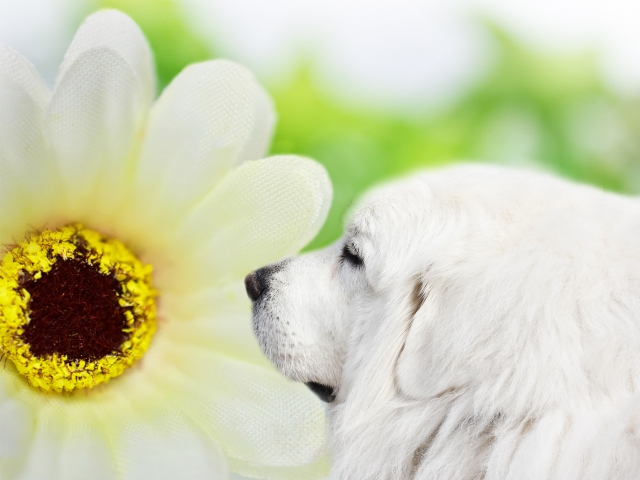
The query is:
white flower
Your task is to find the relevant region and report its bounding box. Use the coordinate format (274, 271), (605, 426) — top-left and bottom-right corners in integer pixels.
(0, 9), (331, 480)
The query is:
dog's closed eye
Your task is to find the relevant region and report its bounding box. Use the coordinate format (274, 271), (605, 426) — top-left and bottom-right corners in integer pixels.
(341, 243), (364, 267)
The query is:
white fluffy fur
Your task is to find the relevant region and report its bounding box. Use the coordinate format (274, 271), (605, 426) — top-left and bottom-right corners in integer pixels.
(251, 164), (640, 479)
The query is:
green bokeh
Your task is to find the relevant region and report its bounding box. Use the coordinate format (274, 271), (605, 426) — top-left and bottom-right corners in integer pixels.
(99, 1), (640, 250)
(271, 26), (640, 248)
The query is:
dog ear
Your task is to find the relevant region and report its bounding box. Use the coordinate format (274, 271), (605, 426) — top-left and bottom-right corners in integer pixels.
(394, 277), (450, 400)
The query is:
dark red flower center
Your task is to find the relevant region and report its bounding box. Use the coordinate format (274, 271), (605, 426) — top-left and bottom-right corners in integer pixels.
(21, 258), (128, 361)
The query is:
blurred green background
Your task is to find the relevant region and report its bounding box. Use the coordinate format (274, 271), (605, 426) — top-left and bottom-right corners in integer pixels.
(87, 0), (640, 249)
(5, 0), (638, 249)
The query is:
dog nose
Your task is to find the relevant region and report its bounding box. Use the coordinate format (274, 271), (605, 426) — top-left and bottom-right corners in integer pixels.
(246, 265), (277, 301)
(245, 271), (264, 301)
(245, 264), (284, 301)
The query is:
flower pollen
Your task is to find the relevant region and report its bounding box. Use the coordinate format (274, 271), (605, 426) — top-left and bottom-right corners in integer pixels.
(0, 224), (157, 393)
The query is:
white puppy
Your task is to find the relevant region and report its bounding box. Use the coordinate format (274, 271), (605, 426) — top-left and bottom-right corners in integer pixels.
(246, 164), (640, 480)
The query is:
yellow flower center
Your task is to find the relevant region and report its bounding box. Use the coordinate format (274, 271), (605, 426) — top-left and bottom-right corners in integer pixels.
(0, 224), (157, 393)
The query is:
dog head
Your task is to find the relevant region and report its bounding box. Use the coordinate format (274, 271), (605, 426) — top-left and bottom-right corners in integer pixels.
(247, 164), (640, 415)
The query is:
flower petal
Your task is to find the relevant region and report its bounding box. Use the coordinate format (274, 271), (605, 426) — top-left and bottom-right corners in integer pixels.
(107, 321), (328, 478)
(56, 10), (155, 105)
(8, 403), (118, 480)
(47, 46), (146, 222)
(155, 349), (329, 478)
(160, 281), (271, 367)
(0, 46), (48, 106)
(0, 46), (57, 243)
(115, 413), (229, 480)
(0, 389), (32, 460)
(59, 423), (118, 480)
(11, 407), (65, 480)
(162, 155), (331, 291)
(131, 59), (275, 228)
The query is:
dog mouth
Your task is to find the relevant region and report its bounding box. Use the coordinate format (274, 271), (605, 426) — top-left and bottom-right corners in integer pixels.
(305, 382), (336, 403)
